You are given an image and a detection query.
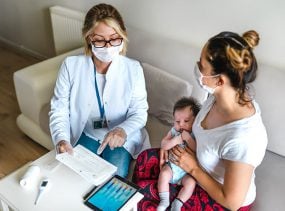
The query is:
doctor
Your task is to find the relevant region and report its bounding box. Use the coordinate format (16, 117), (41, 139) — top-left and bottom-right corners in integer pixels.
(49, 3), (150, 178)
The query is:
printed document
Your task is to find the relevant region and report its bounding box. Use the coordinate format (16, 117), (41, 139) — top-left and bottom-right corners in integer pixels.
(56, 145), (117, 185)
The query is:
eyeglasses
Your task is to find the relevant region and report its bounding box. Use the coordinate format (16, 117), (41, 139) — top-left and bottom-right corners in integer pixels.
(90, 38), (123, 48)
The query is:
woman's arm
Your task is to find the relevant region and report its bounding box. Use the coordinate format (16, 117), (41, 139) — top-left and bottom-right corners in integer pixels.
(49, 59), (72, 148)
(56, 140), (73, 154)
(115, 62), (148, 136)
(171, 146), (254, 210)
(102, 61), (148, 149)
(181, 130), (196, 152)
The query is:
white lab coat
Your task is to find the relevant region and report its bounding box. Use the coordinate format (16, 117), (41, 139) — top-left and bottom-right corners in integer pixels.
(49, 54), (150, 158)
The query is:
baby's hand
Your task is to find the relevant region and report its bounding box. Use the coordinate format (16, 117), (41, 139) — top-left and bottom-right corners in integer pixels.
(181, 130), (192, 143)
(172, 135), (183, 145)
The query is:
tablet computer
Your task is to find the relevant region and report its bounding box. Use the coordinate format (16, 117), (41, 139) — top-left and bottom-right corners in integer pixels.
(84, 175), (141, 211)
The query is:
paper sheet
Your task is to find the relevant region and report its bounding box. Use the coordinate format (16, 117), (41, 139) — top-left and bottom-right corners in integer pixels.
(56, 145), (117, 185)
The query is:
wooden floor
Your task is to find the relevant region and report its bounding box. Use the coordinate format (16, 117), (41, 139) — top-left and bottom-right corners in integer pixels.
(0, 42), (48, 179)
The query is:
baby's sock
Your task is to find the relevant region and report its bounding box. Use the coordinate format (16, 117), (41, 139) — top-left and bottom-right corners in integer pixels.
(170, 198), (184, 211)
(157, 192), (170, 211)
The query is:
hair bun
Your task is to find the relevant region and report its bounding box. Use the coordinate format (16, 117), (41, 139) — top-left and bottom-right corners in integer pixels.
(242, 30), (260, 49)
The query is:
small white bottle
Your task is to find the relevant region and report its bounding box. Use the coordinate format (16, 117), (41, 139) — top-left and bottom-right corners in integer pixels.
(19, 165), (40, 189)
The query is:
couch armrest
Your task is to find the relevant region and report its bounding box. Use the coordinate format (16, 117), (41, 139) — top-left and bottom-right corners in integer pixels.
(13, 47), (83, 125)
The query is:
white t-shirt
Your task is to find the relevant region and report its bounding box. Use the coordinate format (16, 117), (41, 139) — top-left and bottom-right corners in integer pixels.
(193, 95), (268, 206)
(84, 72), (108, 141)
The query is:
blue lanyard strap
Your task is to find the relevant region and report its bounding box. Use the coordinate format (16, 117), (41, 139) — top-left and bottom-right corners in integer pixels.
(94, 67), (105, 119)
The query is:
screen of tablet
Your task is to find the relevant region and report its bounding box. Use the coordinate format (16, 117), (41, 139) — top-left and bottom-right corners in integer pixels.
(84, 175), (139, 210)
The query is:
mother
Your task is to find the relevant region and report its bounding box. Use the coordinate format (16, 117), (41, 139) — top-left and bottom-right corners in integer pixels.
(133, 30), (267, 210)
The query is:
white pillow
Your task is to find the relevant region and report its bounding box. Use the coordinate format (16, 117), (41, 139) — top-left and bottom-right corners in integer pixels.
(142, 62), (193, 125)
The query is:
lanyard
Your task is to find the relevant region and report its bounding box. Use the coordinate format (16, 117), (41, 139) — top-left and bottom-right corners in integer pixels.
(94, 67), (105, 120)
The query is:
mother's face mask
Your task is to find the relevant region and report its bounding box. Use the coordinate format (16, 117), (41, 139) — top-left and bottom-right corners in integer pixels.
(194, 63), (220, 95)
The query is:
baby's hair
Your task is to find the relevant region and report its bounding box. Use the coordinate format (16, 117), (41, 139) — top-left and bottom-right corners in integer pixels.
(173, 97), (201, 117)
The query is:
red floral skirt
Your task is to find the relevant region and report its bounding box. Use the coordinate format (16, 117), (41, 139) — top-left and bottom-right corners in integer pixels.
(132, 148), (253, 211)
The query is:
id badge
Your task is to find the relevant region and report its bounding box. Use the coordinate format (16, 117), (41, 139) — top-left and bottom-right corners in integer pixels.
(93, 117), (107, 129)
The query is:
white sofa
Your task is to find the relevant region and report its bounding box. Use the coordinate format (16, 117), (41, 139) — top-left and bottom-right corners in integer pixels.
(14, 27), (285, 210)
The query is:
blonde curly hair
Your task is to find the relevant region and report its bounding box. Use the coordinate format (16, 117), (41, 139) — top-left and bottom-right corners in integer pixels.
(82, 3), (128, 56)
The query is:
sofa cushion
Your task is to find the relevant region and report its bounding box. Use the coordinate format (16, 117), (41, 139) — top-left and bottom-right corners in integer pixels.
(253, 63), (285, 156)
(146, 115), (170, 148)
(142, 62), (193, 126)
(127, 27), (207, 104)
(39, 103), (51, 136)
(253, 151), (285, 210)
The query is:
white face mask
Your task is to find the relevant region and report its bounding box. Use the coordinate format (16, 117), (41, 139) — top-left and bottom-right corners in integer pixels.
(194, 64), (220, 95)
(92, 43), (123, 63)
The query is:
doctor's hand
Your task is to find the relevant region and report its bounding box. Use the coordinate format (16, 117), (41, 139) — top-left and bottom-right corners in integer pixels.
(99, 127), (127, 152)
(56, 140), (73, 155)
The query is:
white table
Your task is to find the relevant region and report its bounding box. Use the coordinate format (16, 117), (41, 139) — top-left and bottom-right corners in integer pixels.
(0, 150), (101, 211)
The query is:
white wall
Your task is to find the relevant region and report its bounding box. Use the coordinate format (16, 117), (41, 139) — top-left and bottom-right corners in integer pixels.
(0, 0), (284, 69)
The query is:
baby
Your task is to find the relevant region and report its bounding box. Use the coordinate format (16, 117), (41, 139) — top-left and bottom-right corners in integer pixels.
(157, 97), (201, 211)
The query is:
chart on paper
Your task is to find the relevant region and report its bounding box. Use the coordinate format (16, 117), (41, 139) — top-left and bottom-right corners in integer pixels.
(56, 145), (117, 185)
